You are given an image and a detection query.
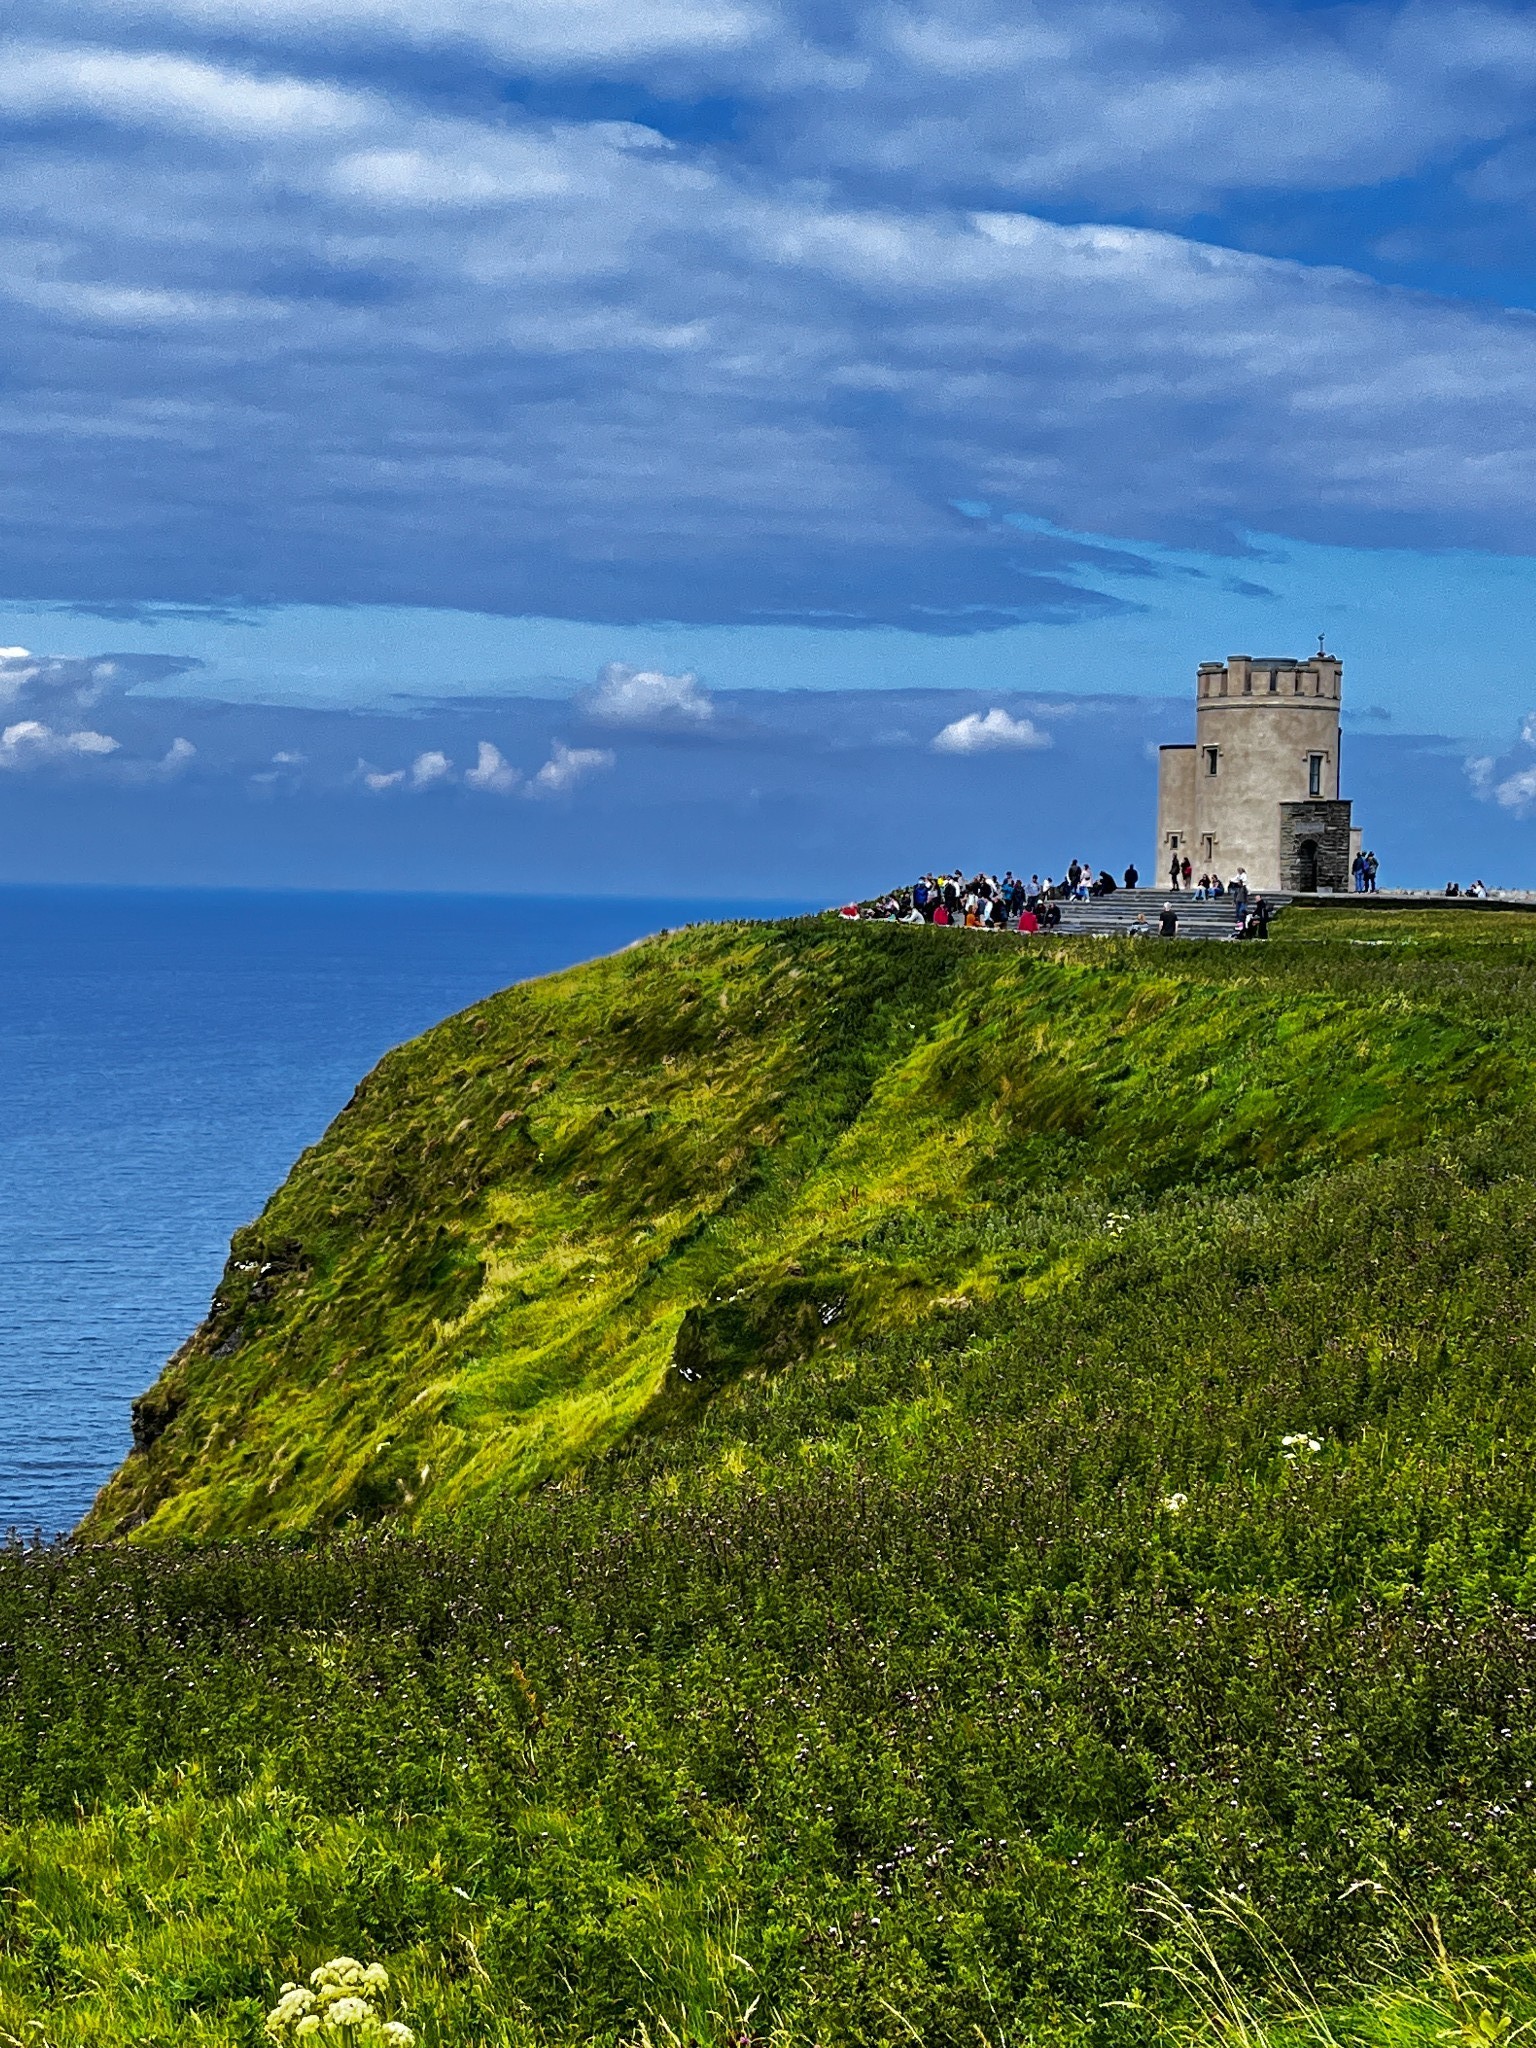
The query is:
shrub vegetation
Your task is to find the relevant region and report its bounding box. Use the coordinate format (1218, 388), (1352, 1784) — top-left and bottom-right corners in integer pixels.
(8, 906), (1536, 2044)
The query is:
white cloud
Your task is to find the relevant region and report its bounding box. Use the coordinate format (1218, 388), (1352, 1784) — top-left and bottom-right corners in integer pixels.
(789, 0), (1536, 213)
(0, 43), (374, 139)
(0, 719), (120, 766)
(74, 0), (768, 71)
(0, 649), (120, 710)
(464, 739), (520, 791)
(529, 739), (616, 793)
(115, 734), (198, 783)
(410, 748), (452, 787)
(359, 747), (462, 789)
(931, 707), (1051, 753)
(583, 661), (713, 727)
(1495, 766), (1536, 812)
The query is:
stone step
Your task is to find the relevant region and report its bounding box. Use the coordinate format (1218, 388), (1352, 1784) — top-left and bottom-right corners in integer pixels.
(1051, 889), (1293, 942)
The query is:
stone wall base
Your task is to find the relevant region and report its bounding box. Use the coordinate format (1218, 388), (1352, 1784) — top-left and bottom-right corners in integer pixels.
(1279, 800), (1354, 892)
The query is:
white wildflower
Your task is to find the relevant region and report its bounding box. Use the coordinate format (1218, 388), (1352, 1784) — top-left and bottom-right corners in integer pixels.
(272, 1956), (403, 2046)
(1161, 1493), (1188, 1514)
(313, 1958), (366, 1991)
(269, 1988), (317, 2027)
(1280, 1433), (1323, 1459)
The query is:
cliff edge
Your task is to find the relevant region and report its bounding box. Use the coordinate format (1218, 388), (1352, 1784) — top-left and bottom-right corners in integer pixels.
(83, 907), (1526, 1540)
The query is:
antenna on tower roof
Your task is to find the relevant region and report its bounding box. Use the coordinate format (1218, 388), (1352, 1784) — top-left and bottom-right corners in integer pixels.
(1317, 631), (1327, 656)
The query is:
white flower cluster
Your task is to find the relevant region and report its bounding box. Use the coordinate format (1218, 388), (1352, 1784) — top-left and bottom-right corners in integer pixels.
(1281, 1433), (1323, 1460)
(1161, 1492), (1188, 1515)
(267, 1958), (413, 2047)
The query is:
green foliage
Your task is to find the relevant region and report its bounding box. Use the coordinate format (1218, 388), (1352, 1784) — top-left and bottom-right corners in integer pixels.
(9, 904), (1536, 2043)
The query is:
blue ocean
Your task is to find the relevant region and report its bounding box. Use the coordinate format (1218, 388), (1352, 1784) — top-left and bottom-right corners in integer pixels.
(0, 888), (809, 1536)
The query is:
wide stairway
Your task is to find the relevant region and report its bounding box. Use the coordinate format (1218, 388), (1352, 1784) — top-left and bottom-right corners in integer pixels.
(1052, 887), (1295, 941)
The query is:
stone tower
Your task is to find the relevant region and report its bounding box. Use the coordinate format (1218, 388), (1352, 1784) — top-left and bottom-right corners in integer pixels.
(1155, 652), (1358, 893)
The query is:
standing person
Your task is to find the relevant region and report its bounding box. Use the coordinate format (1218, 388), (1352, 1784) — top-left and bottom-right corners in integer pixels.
(1124, 862), (1139, 888)
(1351, 850), (1366, 893)
(1067, 859), (1082, 893)
(1169, 852), (1182, 891)
(1158, 901), (1179, 938)
(1365, 850), (1379, 893)
(1249, 896), (1271, 940)
(1180, 854), (1193, 890)
(1231, 866), (1249, 925)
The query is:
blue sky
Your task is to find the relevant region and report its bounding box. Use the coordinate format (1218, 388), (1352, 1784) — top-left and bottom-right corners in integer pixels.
(7, 0), (1536, 890)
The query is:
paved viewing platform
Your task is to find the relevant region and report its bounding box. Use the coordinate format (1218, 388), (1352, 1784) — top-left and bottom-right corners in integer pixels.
(1052, 890), (1536, 936)
(1052, 888), (1293, 939)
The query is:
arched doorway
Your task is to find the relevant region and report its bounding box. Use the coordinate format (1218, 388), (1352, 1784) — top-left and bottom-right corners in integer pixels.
(1296, 838), (1319, 892)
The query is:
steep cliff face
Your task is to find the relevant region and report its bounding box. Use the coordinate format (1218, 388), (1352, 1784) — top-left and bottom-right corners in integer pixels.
(83, 909), (1530, 1540)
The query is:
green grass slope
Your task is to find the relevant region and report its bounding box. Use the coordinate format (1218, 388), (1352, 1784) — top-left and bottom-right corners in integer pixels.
(21, 904), (1536, 2046)
(85, 906), (1535, 1539)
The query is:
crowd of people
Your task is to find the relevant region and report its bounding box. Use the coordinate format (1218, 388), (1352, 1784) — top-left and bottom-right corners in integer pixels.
(844, 858), (1274, 938)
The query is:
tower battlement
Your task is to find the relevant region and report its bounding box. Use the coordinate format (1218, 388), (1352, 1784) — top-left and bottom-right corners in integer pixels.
(1156, 653), (1358, 893)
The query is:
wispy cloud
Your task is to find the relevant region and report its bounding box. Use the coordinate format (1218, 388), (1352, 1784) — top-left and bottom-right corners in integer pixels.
(10, 4), (1536, 633)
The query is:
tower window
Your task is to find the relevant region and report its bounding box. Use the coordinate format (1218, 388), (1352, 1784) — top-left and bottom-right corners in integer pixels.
(1204, 746), (1219, 776)
(1308, 753), (1325, 797)
(1268, 671), (1278, 693)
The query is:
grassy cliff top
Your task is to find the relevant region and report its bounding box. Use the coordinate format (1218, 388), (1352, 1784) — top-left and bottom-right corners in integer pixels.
(21, 902), (1536, 2045)
(85, 903), (1536, 1540)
